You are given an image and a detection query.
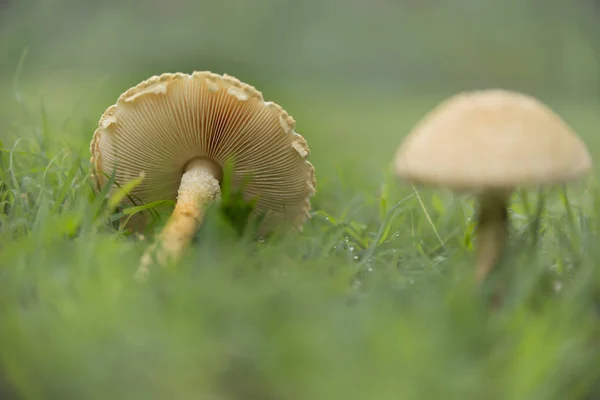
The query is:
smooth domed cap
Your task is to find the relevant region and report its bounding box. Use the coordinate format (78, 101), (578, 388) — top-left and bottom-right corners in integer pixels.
(90, 71), (316, 233)
(393, 89), (593, 191)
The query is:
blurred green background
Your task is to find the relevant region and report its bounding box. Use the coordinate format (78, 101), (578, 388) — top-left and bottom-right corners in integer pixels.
(3, 0), (600, 204)
(2, 0), (600, 95)
(3, 1), (600, 399)
(3, 0), (600, 209)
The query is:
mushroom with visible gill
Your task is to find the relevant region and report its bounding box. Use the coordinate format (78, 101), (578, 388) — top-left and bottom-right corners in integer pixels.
(90, 72), (316, 278)
(392, 89), (592, 285)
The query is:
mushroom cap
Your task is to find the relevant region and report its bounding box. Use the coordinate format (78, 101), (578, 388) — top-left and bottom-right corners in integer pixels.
(393, 89), (593, 192)
(90, 71), (316, 233)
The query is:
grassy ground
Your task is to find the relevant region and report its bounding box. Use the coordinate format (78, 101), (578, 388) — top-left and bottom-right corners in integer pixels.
(2, 73), (600, 399)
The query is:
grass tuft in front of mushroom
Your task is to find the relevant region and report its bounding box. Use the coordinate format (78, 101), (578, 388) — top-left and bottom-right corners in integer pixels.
(2, 79), (600, 399)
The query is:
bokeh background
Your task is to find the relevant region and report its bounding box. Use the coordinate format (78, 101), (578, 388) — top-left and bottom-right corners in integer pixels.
(2, 0), (600, 210)
(3, 0), (600, 96)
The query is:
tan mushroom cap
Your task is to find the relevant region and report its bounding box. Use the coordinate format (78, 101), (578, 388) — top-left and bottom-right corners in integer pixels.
(90, 71), (316, 233)
(393, 89), (593, 192)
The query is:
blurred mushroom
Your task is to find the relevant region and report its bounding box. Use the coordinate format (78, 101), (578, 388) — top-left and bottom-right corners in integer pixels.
(90, 72), (316, 278)
(393, 89), (592, 285)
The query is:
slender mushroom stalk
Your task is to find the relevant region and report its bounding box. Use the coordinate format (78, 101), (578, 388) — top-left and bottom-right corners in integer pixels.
(137, 158), (222, 278)
(474, 192), (509, 285)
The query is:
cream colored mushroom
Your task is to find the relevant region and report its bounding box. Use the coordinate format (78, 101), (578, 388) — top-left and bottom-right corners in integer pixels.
(90, 72), (316, 278)
(393, 89), (592, 284)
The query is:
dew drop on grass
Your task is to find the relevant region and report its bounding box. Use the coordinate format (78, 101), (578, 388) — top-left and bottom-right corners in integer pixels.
(553, 280), (563, 292)
(353, 255), (359, 261)
(349, 246), (355, 252)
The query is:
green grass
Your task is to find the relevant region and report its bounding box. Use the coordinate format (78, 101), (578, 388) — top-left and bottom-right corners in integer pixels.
(2, 75), (600, 400)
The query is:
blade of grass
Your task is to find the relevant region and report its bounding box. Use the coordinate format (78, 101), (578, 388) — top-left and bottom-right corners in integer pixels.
(412, 185), (444, 250)
(359, 194), (413, 268)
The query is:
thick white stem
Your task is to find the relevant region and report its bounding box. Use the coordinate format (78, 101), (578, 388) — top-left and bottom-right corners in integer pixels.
(136, 158), (221, 280)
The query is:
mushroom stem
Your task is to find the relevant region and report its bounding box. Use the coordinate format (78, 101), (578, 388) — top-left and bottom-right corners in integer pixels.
(474, 192), (510, 285)
(136, 158), (222, 279)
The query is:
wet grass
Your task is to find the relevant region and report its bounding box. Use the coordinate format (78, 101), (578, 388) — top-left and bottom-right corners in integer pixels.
(1, 75), (600, 399)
